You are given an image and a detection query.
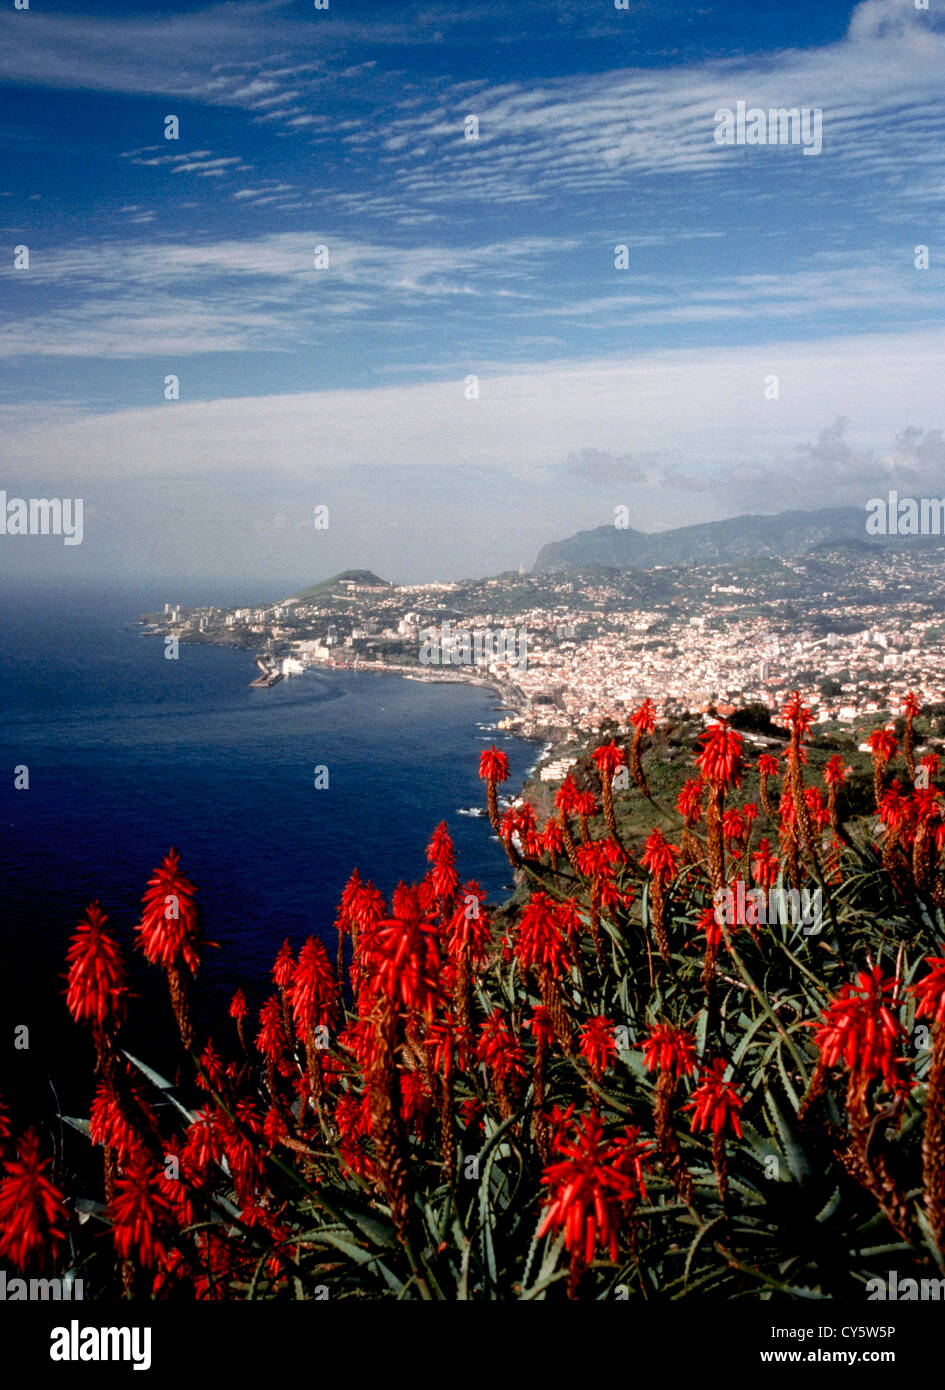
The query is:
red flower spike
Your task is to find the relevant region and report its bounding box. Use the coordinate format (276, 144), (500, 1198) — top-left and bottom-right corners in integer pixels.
(538, 1109), (652, 1265)
(135, 848), (202, 975)
(0, 1130), (69, 1272)
(811, 965), (907, 1099)
(912, 957), (945, 1027)
(478, 746), (510, 783)
(824, 755), (848, 787)
(64, 901), (128, 1029)
(514, 892), (572, 977)
(592, 741), (626, 777)
(640, 829), (680, 885)
(579, 1016), (617, 1080)
(109, 1156), (176, 1268)
(289, 936), (339, 1034)
(640, 1023), (697, 1079)
(696, 722), (744, 788)
(631, 699), (657, 734)
(868, 728), (898, 766)
(273, 939), (295, 991)
(683, 1058), (743, 1138)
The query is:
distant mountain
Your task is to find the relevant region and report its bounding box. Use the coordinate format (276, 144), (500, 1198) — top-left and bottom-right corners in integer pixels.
(286, 570), (389, 603)
(532, 507), (931, 573)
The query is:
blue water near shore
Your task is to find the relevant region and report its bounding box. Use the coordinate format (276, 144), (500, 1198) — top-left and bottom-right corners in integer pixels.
(0, 584), (536, 1108)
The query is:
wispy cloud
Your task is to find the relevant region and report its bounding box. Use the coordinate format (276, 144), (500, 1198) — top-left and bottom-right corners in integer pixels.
(7, 328), (944, 494)
(0, 231), (579, 359)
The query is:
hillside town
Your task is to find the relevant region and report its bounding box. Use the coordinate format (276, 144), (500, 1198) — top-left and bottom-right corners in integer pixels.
(142, 543), (944, 742)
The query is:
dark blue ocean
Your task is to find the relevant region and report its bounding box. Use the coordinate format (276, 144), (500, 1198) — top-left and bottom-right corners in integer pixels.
(0, 584), (536, 1116)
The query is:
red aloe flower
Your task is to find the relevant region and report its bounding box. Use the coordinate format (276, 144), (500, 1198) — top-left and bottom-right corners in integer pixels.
(263, 1104), (289, 1150)
(0, 1129), (69, 1271)
(697, 723), (743, 788)
(500, 800), (539, 857)
(273, 939), (295, 991)
(514, 892), (572, 976)
(878, 782), (910, 832)
(337, 866), (363, 920)
(426, 822), (460, 903)
(683, 1058), (743, 1138)
(476, 1010), (526, 1079)
(751, 838), (779, 888)
(576, 840), (613, 879)
(478, 746), (510, 784)
(426, 820), (453, 863)
(445, 881), (491, 964)
(638, 850), (673, 960)
(824, 755), (848, 787)
(89, 1083), (147, 1167)
(757, 753), (780, 779)
(592, 741), (626, 777)
(867, 728), (894, 806)
(64, 901), (128, 1029)
(109, 1156), (176, 1268)
(554, 774), (581, 817)
(640, 829), (680, 885)
(912, 957), (945, 1026)
(868, 728), (898, 766)
(781, 691), (814, 740)
(527, 1005), (556, 1050)
(903, 691), (921, 721)
(542, 816), (565, 856)
(255, 994), (291, 1075)
(913, 787), (942, 823)
(425, 1017), (474, 1080)
(182, 1106), (228, 1186)
(229, 987), (249, 1053)
(195, 1038), (227, 1094)
(811, 965), (907, 1103)
(631, 699), (657, 734)
(370, 895), (444, 1020)
(676, 777), (704, 823)
(537, 1108), (650, 1266)
(641, 1023), (697, 1079)
(803, 785), (830, 831)
(698, 903), (723, 953)
(136, 849), (204, 1049)
(579, 1016), (617, 1081)
(136, 848), (201, 972)
(289, 936), (339, 1034)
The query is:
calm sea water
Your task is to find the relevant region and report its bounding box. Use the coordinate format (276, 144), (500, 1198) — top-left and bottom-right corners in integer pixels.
(0, 584), (536, 1114)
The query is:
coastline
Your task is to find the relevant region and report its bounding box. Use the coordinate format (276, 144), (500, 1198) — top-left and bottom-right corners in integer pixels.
(140, 621), (564, 824)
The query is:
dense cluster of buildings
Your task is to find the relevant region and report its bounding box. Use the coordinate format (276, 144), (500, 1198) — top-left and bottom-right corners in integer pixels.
(147, 547), (943, 738)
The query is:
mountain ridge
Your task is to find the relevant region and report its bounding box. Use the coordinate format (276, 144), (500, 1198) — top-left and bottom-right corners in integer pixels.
(532, 506), (941, 572)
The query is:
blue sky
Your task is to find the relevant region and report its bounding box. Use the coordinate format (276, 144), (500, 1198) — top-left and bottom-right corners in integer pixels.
(2, 0), (945, 590)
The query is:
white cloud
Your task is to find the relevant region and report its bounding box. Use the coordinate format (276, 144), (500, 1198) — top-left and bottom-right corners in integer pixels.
(8, 329), (944, 494)
(0, 231), (581, 358)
